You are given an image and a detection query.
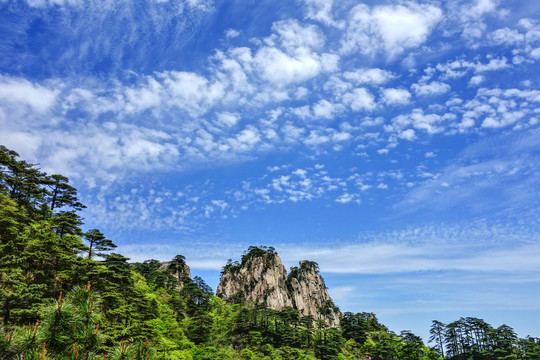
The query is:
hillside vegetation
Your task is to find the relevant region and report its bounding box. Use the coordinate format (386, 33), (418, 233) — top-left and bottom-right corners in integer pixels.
(1, 145), (539, 359)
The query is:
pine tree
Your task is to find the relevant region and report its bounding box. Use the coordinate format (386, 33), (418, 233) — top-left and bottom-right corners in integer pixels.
(84, 229), (116, 259)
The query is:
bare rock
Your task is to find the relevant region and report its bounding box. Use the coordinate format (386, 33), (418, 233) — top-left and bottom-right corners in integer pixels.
(287, 261), (341, 327)
(217, 247), (341, 327)
(158, 255), (192, 289)
(217, 247), (292, 309)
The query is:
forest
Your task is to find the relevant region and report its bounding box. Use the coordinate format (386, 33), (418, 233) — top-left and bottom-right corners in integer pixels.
(1, 144), (539, 359)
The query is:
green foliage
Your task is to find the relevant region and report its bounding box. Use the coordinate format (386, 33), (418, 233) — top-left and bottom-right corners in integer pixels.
(222, 246), (278, 278)
(221, 259), (242, 276)
(240, 246), (276, 265)
(0, 284), (106, 359)
(318, 300), (339, 317)
(427, 317), (537, 360)
(341, 311), (386, 347)
(85, 228), (117, 259)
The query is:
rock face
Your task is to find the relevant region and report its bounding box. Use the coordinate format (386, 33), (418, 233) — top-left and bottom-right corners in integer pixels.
(158, 256), (192, 289)
(287, 261), (340, 328)
(217, 247), (341, 327)
(217, 248), (293, 309)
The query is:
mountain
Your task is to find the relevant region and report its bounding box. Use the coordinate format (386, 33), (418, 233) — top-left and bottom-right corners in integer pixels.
(217, 246), (341, 327)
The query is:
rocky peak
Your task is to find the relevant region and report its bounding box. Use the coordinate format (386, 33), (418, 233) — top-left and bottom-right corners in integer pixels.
(158, 255), (192, 289)
(217, 246), (293, 309)
(287, 260), (340, 328)
(217, 247), (341, 327)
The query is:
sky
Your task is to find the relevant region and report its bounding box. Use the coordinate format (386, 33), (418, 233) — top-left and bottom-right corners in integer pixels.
(1, 0), (540, 341)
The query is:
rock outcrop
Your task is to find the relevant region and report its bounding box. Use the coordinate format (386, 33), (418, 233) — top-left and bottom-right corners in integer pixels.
(217, 247), (293, 309)
(287, 261), (340, 328)
(217, 247), (341, 327)
(158, 255), (192, 289)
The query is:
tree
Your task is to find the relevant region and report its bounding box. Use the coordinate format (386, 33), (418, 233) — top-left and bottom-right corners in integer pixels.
(84, 228), (116, 259)
(488, 324), (519, 359)
(429, 320), (446, 358)
(369, 330), (400, 360)
(52, 210), (84, 238)
(38, 285), (104, 357)
(0, 192), (89, 326)
(341, 312), (381, 346)
(399, 330), (425, 360)
(445, 321), (462, 358)
(518, 336), (540, 360)
(42, 174), (85, 214)
(0, 194), (29, 326)
(0, 146), (45, 212)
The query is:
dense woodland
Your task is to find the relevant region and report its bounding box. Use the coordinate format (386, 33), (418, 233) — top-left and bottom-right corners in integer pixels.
(1, 145), (539, 359)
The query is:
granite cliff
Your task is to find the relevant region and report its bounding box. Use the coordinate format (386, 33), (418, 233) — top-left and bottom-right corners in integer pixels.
(217, 246), (341, 327)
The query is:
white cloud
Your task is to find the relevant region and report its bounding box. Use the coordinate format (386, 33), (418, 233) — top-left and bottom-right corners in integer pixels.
(312, 99), (339, 119)
(481, 112), (525, 129)
(42, 123), (180, 183)
(0, 76), (59, 113)
(323, 76), (352, 97)
(458, 88), (540, 131)
(449, 0), (501, 43)
(225, 29), (240, 38)
(24, 0), (82, 7)
(468, 0), (497, 17)
(290, 105), (311, 120)
(304, 130), (330, 146)
(343, 68), (396, 85)
(342, 88), (376, 111)
(124, 77), (163, 113)
(333, 131), (351, 142)
(229, 126), (261, 151)
(254, 47), (324, 85)
(469, 75), (485, 86)
(434, 57), (511, 82)
(282, 239), (540, 274)
(336, 193), (356, 204)
(216, 112), (240, 127)
(271, 19), (325, 52)
(0, 131), (43, 160)
(161, 71), (225, 117)
(381, 88), (411, 105)
(185, 0), (214, 11)
(341, 3), (442, 58)
(245, 20), (339, 87)
(473, 57), (509, 72)
(292, 168), (307, 177)
(411, 81), (451, 96)
(3, 0), (538, 200)
(300, 0), (341, 27)
(490, 28), (523, 45)
(529, 47), (540, 60)
(400, 129), (416, 141)
(392, 109), (448, 135)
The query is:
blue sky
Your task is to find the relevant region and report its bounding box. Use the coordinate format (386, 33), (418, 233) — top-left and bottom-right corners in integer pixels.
(1, 0), (540, 341)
